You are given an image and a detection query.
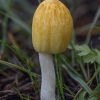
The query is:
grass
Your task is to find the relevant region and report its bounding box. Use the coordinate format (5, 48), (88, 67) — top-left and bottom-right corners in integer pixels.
(0, 0), (100, 100)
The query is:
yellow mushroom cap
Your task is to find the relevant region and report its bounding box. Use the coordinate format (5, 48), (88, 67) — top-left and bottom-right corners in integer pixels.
(32, 0), (73, 54)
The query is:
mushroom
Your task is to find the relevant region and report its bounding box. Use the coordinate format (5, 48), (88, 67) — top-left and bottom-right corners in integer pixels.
(32, 0), (73, 100)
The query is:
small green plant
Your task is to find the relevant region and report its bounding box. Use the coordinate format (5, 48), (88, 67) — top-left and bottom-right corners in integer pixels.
(71, 44), (100, 64)
(67, 43), (100, 100)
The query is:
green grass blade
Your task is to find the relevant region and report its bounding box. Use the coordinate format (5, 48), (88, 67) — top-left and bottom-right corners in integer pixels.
(94, 26), (100, 30)
(60, 55), (81, 77)
(0, 60), (38, 77)
(0, 0), (31, 34)
(0, 39), (33, 71)
(88, 67), (100, 85)
(16, 0), (34, 15)
(76, 91), (86, 100)
(55, 54), (65, 100)
(0, 11), (31, 34)
(85, 6), (100, 44)
(0, 0), (12, 54)
(63, 65), (92, 95)
(63, 84), (75, 97)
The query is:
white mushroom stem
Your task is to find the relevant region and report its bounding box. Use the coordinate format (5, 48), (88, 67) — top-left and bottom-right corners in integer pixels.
(39, 53), (56, 100)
